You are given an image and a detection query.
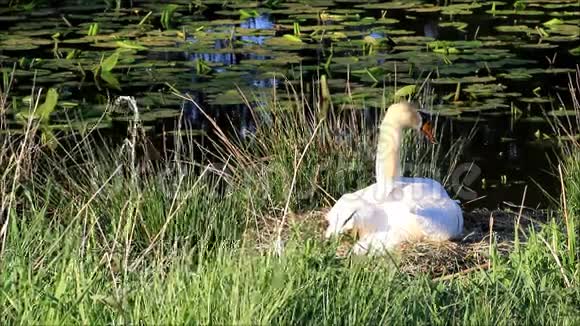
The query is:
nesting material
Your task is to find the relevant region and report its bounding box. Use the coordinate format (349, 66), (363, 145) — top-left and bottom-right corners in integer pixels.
(250, 207), (547, 278)
(397, 208), (545, 277)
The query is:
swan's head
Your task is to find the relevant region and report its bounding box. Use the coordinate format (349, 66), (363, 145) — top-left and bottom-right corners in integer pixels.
(324, 198), (358, 238)
(385, 102), (436, 143)
(324, 194), (386, 239)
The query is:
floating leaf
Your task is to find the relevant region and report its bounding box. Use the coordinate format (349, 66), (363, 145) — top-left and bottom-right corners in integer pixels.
(548, 110), (578, 117)
(101, 51), (119, 72)
(495, 25), (534, 33)
(239, 9), (259, 20)
(115, 40), (147, 51)
(543, 18), (564, 27)
(499, 70), (532, 80)
(547, 24), (580, 36)
(433, 47), (460, 54)
(439, 21), (468, 31)
(282, 34), (303, 43)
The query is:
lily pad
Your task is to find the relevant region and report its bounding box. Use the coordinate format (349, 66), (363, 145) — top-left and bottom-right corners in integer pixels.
(520, 97), (552, 104)
(486, 9), (544, 16)
(495, 25), (534, 33)
(432, 76), (496, 85)
(114, 109), (181, 122)
(464, 83), (507, 97)
(548, 110), (578, 117)
(499, 70), (533, 80)
(355, 2), (421, 9)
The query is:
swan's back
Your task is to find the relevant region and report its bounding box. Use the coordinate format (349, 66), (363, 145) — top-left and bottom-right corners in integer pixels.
(386, 177), (450, 202)
(382, 177), (463, 241)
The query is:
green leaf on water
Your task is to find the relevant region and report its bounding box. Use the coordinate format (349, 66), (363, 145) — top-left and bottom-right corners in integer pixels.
(37, 88), (59, 121)
(394, 85), (416, 99)
(239, 9), (259, 20)
(101, 51), (119, 72)
(543, 18), (564, 27)
(100, 71), (121, 90)
(282, 34), (303, 43)
(433, 47), (460, 54)
(115, 40), (147, 51)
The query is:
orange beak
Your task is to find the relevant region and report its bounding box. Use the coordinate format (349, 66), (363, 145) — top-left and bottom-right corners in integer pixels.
(421, 121), (437, 144)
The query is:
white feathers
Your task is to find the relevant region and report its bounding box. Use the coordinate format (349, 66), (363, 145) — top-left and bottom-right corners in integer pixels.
(325, 102), (464, 255)
(325, 179), (463, 255)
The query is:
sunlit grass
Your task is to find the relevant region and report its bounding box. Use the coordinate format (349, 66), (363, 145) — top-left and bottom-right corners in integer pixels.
(0, 76), (578, 324)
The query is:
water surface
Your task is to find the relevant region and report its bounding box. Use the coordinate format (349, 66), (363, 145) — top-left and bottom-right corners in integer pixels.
(1, 0), (579, 208)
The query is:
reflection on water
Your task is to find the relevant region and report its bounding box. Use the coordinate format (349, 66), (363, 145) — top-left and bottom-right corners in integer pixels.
(240, 14), (274, 45)
(423, 19), (439, 39)
(0, 0), (578, 208)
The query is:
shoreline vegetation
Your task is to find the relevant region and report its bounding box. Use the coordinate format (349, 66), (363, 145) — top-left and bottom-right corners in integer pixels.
(1, 72), (579, 324)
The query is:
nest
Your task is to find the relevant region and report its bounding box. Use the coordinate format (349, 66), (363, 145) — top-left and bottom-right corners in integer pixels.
(398, 209), (546, 277)
(249, 207), (548, 279)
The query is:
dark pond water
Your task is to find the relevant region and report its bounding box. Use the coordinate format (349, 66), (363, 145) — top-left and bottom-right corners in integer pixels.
(1, 0), (579, 208)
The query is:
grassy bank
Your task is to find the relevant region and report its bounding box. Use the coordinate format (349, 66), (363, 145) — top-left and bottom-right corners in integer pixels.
(1, 83), (579, 324)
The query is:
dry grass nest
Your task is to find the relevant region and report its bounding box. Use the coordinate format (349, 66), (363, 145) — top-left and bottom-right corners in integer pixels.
(248, 207), (549, 279)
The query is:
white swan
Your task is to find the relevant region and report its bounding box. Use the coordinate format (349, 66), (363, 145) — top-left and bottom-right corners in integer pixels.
(325, 102), (463, 255)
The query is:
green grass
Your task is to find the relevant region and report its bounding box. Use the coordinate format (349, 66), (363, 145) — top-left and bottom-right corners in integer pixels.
(0, 82), (579, 324)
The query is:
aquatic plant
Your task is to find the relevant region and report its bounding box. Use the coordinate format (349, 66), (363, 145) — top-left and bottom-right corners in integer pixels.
(11, 85), (59, 149)
(293, 22), (301, 37)
(161, 4), (179, 30)
(93, 51), (121, 90)
(87, 22), (100, 37)
(194, 58), (212, 75)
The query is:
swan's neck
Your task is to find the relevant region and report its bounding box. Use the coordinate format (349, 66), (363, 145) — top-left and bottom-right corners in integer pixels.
(376, 119), (403, 184)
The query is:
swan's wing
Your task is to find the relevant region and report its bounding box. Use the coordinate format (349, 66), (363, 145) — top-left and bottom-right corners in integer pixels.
(334, 178), (463, 254)
(410, 197), (463, 240)
(388, 179), (463, 239)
